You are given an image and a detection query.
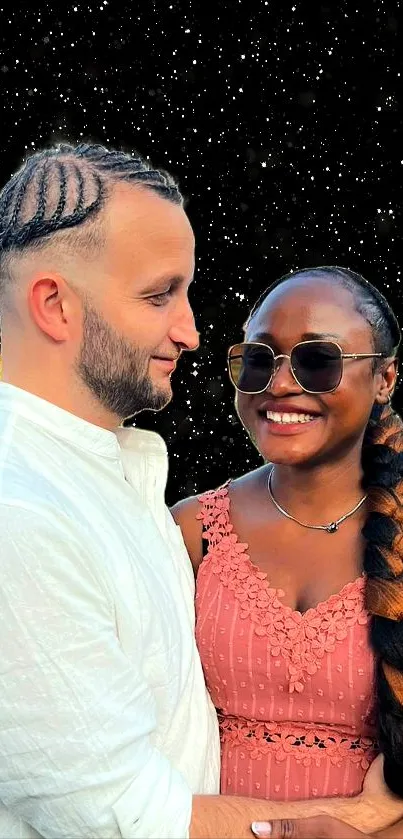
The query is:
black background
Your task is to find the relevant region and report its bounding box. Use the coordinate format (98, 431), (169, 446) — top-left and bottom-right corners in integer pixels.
(1, 2), (402, 504)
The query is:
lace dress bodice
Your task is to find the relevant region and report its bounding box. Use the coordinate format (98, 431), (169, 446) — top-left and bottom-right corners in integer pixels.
(195, 484), (378, 801)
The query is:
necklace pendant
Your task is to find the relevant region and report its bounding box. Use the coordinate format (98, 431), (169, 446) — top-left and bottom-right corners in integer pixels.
(267, 468), (367, 535)
(326, 522), (338, 534)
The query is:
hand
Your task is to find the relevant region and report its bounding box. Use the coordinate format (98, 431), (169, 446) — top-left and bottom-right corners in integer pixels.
(251, 815), (369, 838)
(362, 754), (388, 798)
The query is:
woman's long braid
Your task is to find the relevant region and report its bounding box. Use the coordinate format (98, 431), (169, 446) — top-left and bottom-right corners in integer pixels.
(250, 265), (403, 794)
(362, 403), (403, 795)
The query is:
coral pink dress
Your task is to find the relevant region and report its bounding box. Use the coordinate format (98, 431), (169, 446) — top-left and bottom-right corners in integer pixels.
(195, 483), (378, 801)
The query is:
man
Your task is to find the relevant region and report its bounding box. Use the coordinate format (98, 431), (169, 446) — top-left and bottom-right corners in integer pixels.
(0, 142), (221, 838)
(0, 143), (402, 839)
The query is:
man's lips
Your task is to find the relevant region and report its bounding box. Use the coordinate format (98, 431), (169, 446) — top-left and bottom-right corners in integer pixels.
(152, 356), (178, 371)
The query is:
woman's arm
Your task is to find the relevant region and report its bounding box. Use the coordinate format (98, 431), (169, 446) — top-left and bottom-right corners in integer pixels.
(170, 496), (204, 575)
(190, 787), (403, 839)
(375, 822), (403, 838)
(245, 757), (403, 839)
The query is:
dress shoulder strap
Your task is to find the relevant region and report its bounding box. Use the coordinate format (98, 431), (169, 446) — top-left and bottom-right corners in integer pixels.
(196, 480), (232, 550)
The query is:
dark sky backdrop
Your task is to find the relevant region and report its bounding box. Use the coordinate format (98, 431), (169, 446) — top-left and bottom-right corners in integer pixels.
(1, 2), (402, 504)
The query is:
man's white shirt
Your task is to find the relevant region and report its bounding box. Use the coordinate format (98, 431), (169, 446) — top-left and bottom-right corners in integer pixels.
(0, 383), (220, 839)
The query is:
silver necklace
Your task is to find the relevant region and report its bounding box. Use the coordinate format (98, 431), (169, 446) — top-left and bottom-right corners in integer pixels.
(267, 468), (367, 534)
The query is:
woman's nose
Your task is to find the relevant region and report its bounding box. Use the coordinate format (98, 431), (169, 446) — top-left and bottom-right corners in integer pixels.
(267, 355), (302, 394)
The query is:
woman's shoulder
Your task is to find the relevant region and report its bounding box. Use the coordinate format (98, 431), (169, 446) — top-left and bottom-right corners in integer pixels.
(228, 463), (271, 496)
(170, 493), (208, 576)
(170, 481), (229, 536)
(170, 467), (265, 574)
(171, 463), (268, 518)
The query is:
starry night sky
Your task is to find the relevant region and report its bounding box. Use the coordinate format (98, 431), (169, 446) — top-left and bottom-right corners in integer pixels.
(1, 2), (402, 504)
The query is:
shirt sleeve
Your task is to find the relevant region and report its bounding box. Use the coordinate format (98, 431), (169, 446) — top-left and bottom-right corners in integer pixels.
(0, 506), (193, 839)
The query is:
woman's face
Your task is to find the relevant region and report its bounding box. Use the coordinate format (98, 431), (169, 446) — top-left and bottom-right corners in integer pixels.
(235, 275), (396, 467)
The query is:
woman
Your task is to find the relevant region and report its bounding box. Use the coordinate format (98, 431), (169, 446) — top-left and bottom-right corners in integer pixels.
(172, 266), (403, 825)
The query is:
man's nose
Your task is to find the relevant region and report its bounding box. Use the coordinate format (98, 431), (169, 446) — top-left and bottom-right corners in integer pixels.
(169, 306), (200, 351)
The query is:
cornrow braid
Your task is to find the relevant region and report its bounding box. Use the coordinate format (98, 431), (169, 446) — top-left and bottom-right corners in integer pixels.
(0, 142), (182, 302)
(249, 265), (403, 795)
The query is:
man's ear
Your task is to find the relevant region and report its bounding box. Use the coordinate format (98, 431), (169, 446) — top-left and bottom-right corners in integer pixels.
(28, 273), (76, 344)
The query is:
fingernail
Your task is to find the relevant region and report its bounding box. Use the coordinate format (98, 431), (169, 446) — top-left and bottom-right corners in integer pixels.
(251, 821), (272, 837)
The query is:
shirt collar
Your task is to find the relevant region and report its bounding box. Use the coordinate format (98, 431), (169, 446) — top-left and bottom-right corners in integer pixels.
(0, 383), (168, 467)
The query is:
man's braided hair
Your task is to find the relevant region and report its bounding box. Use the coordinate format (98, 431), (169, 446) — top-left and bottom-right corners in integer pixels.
(0, 142), (182, 303)
(249, 266), (403, 795)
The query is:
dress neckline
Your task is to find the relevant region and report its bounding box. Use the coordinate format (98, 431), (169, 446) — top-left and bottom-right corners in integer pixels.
(199, 481), (364, 619)
(197, 483), (368, 693)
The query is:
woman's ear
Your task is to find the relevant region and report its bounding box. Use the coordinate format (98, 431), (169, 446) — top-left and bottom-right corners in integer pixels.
(374, 358), (398, 405)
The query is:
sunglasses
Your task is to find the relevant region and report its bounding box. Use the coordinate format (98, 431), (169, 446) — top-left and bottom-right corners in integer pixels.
(227, 340), (389, 395)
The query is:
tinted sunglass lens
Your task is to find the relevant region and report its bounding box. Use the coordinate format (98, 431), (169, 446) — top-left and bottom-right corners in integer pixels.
(292, 342), (342, 392)
(229, 344), (274, 393)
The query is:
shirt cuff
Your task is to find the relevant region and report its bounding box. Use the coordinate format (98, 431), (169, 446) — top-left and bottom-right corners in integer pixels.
(112, 749), (193, 839)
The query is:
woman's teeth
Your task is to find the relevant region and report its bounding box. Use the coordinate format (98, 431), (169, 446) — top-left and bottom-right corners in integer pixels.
(266, 411), (317, 424)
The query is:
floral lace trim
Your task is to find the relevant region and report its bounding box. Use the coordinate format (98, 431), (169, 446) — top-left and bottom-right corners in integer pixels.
(197, 485), (368, 693)
(219, 715), (377, 768)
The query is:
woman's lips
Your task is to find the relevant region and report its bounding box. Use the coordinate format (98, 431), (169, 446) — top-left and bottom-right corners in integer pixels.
(258, 410), (322, 436)
(257, 400), (322, 416)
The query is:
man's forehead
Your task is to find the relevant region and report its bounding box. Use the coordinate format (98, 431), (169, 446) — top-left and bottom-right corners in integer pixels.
(105, 183), (187, 224)
(102, 191), (193, 258)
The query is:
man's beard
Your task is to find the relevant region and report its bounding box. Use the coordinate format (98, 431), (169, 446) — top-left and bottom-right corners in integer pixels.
(75, 299), (172, 421)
